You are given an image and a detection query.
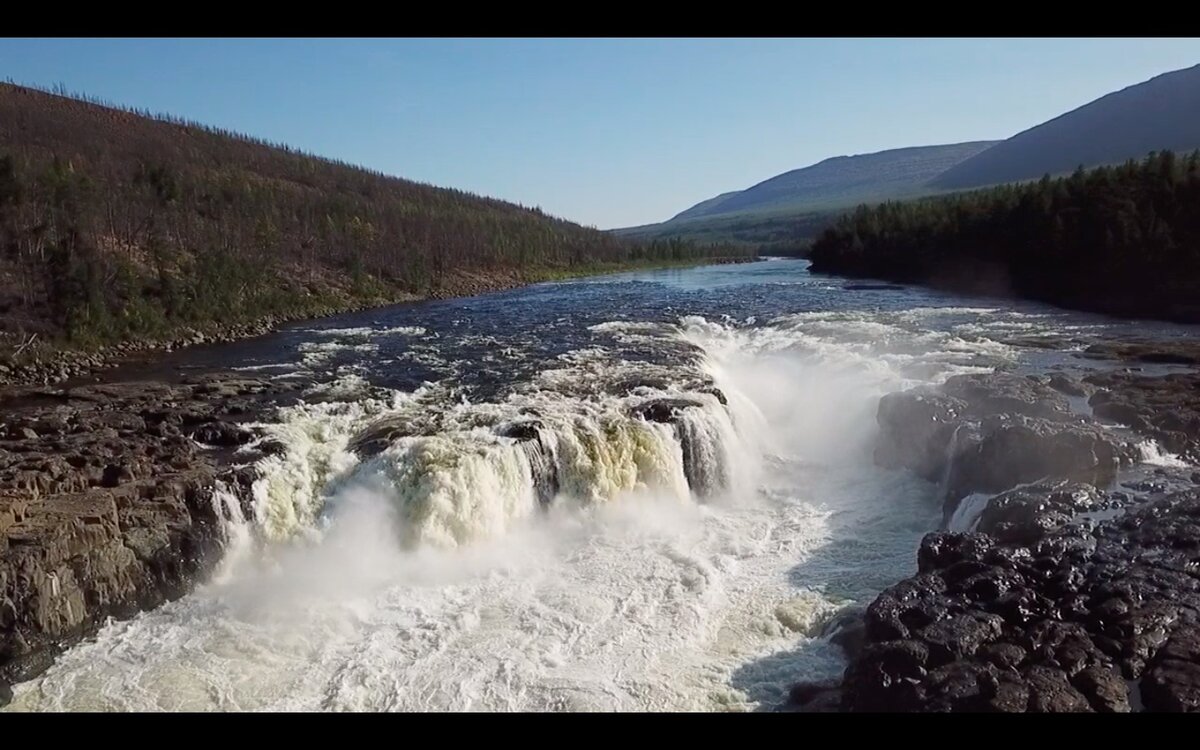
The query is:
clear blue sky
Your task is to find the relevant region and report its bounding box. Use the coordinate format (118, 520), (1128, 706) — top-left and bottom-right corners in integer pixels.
(2, 38), (1199, 229)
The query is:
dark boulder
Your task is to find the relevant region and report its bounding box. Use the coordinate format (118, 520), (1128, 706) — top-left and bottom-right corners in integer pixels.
(875, 372), (1135, 526)
(1140, 625), (1200, 712)
(190, 421), (252, 447)
(629, 397), (706, 425)
(821, 605), (867, 661)
(787, 679), (842, 712)
(976, 482), (1106, 545)
(841, 488), (1200, 713)
(874, 388), (966, 482)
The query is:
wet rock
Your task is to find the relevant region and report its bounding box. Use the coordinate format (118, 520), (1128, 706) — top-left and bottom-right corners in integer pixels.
(1082, 340), (1200, 366)
(629, 397), (706, 425)
(190, 421), (252, 447)
(1074, 664), (1131, 712)
(1084, 371), (1200, 461)
(1047, 373), (1090, 398)
(976, 482), (1107, 545)
(0, 373), (289, 691)
(842, 639), (931, 712)
(942, 416), (1131, 518)
(921, 661), (999, 712)
(496, 420), (543, 442)
(979, 642), (1027, 672)
(979, 670), (1031, 712)
(842, 488), (1200, 712)
(875, 372), (1136, 525)
(917, 532), (993, 573)
(1139, 625), (1200, 712)
(347, 416), (427, 459)
(874, 388), (966, 482)
(821, 605), (867, 661)
(1024, 665), (1094, 712)
(939, 373), (1074, 421)
(922, 613), (1004, 663)
(787, 679), (842, 711)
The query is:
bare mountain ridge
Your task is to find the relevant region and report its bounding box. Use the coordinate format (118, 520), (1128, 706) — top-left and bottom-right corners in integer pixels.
(934, 63), (1200, 190)
(666, 141), (998, 224)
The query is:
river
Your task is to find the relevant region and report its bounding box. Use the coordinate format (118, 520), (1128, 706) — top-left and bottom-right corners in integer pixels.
(5, 258), (1196, 712)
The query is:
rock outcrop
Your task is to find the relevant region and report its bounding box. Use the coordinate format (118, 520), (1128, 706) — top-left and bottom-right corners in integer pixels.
(875, 372), (1137, 523)
(840, 485), (1200, 712)
(1085, 371), (1200, 462)
(0, 373), (297, 704)
(792, 362), (1200, 713)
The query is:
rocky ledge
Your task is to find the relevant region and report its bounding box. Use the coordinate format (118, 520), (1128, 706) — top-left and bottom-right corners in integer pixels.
(832, 481), (1200, 712)
(789, 364), (1200, 713)
(0, 373), (298, 705)
(874, 371), (1141, 524)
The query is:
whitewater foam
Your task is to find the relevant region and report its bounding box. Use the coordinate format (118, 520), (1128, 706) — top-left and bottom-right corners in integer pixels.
(5, 311), (964, 712)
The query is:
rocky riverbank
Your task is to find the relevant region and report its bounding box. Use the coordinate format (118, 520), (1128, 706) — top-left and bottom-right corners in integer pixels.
(0, 373), (300, 705)
(0, 259), (759, 391)
(787, 352), (1200, 712)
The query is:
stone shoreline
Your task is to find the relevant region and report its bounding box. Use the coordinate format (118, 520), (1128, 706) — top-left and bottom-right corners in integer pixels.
(786, 345), (1200, 713)
(0, 256), (760, 707)
(0, 258), (759, 391)
(0, 373), (301, 705)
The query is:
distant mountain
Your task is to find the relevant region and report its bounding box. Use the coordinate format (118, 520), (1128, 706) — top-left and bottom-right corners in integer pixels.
(666, 141), (998, 223)
(934, 64), (1200, 190)
(670, 191), (741, 222)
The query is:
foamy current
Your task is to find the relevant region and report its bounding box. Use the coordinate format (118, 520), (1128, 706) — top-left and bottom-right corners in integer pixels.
(6, 259), (1194, 712)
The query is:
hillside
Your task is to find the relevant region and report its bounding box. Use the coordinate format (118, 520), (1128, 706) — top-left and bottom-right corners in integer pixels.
(934, 64), (1200, 189)
(0, 84), (748, 365)
(809, 151), (1200, 323)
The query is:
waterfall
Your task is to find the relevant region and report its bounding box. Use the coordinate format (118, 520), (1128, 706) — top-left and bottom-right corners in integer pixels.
(946, 492), (992, 532)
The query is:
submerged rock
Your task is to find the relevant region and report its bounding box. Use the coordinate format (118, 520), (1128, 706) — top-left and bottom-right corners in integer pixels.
(629, 397), (707, 424)
(347, 415), (431, 459)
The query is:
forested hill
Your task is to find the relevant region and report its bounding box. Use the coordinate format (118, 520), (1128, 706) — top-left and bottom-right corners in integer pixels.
(0, 83), (748, 360)
(808, 151), (1200, 323)
(933, 64), (1200, 190)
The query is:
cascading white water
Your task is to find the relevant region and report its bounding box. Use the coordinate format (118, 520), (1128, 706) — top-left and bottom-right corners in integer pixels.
(1136, 439), (1192, 468)
(947, 492), (993, 533)
(5, 307), (1038, 713)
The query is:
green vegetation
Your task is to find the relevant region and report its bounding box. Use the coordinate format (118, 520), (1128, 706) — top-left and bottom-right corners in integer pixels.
(613, 210), (834, 256)
(809, 151), (1200, 322)
(0, 83), (753, 359)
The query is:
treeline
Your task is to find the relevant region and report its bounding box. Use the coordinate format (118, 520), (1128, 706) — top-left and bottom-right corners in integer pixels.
(0, 83), (752, 352)
(809, 151), (1200, 322)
